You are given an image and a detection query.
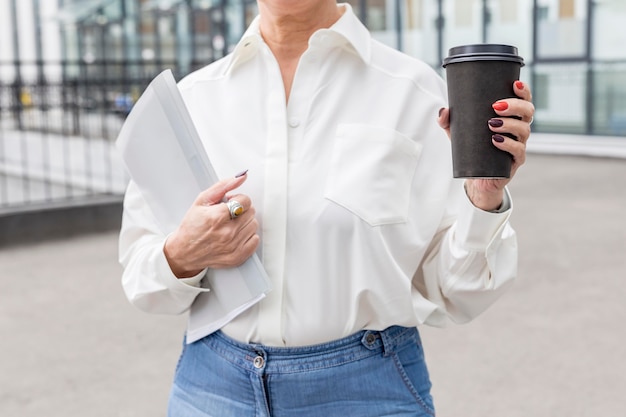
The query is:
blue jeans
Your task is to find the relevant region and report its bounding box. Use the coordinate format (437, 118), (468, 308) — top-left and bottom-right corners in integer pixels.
(168, 326), (435, 417)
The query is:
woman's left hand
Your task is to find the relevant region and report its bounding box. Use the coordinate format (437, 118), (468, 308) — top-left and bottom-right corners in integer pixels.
(437, 80), (535, 211)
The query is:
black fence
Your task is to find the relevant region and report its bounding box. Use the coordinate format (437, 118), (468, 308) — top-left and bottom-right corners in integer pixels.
(0, 60), (188, 137)
(2, 59), (626, 213)
(0, 60), (184, 211)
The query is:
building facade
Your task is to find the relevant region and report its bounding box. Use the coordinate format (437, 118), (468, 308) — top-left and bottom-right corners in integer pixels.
(1, 0), (626, 137)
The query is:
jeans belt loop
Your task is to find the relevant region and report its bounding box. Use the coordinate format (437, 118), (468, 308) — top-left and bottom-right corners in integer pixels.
(379, 328), (397, 357)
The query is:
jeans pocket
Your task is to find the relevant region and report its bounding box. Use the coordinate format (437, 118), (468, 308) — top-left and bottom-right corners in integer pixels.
(324, 123), (422, 226)
(390, 341), (436, 416)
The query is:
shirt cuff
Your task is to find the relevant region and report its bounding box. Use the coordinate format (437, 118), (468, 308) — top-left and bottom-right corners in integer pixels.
(489, 189), (511, 213)
(178, 269), (209, 287)
(454, 184), (513, 251)
(159, 238), (210, 291)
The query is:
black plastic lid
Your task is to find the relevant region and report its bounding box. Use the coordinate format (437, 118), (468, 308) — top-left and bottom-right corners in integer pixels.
(442, 44), (524, 67)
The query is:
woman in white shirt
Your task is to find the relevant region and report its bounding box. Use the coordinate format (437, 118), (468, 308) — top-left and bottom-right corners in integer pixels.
(119, 1), (534, 416)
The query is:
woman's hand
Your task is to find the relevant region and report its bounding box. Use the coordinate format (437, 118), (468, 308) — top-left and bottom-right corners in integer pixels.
(163, 172), (260, 278)
(438, 80), (535, 211)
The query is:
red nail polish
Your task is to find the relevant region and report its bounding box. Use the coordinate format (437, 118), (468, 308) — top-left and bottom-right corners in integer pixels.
(492, 101), (509, 111)
(515, 81), (524, 90)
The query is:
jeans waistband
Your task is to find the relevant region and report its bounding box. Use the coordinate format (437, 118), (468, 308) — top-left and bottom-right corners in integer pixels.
(199, 326), (421, 375)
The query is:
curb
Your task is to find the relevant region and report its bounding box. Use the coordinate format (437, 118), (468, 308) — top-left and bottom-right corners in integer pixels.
(527, 133), (626, 159)
(0, 195), (123, 247)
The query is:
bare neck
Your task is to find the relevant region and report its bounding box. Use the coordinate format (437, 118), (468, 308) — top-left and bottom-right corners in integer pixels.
(257, 1), (343, 101)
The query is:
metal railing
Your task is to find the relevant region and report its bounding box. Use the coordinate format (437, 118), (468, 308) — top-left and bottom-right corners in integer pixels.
(2, 59), (626, 213)
(0, 60), (184, 212)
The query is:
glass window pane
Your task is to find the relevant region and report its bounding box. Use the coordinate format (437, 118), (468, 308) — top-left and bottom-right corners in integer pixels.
(592, 0), (626, 60)
(498, 0), (518, 22)
(366, 0), (397, 49)
(487, 0), (533, 63)
(592, 63), (626, 135)
(193, 11), (212, 62)
(367, 0), (388, 31)
(400, 0), (440, 66)
(444, 0), (482, 48)
(454, 0), (475, 27)
(559, 0), (575, 18)
(405, 0), (422, 29)
(532, 63), (587, 134)
(536, 0), (588, 59)
(157, 14), (176, 62)
(401, 0), (423, 51)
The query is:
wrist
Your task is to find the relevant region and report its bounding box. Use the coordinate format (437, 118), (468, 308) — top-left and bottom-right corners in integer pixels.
(464, 182), (504, 212)
(164, 235), (203, 278)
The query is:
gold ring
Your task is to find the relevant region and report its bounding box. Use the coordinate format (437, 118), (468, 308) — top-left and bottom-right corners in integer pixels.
(226, 200), (244, 219)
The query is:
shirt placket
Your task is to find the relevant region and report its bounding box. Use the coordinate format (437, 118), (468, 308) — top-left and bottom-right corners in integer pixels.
(258, 45), (289, 346)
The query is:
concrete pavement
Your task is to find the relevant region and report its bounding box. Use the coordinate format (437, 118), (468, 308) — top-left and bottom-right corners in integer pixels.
(1, 153), (625, 417)
(421, 153), (626, 416)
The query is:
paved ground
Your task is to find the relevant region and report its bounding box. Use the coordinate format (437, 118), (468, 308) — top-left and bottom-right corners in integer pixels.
(1, 153), (625, 417)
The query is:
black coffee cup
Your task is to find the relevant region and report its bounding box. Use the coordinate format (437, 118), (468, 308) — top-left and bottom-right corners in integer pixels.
(443, 44), (525, 178)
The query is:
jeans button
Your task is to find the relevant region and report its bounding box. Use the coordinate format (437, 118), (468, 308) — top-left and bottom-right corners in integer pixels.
(253, 356), (265, 369)
(365, 333), (376, 345)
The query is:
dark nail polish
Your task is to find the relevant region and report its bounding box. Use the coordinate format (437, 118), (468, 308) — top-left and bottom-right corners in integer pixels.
(438, 107), (444, 117)
(492, 134), (505, 143)
(235, 169), (248, 178)
(489, 119), (504, 128)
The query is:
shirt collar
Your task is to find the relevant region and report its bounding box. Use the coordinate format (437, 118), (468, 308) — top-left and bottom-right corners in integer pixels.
(327, 3), (372, 64)
(223, 16), (264, 75)
(223, 3), (371, 75)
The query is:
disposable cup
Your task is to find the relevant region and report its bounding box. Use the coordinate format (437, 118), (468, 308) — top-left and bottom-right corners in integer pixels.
(443, 44), (525, 178)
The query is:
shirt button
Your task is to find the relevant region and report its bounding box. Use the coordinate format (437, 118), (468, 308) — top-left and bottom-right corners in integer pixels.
(253, 356), (265, 369)
(288, 118), (300, 128)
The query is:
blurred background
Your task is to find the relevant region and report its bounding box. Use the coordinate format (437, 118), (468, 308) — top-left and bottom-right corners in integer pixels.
(1, 1), (625, 416)
(1, 0), (626, 213)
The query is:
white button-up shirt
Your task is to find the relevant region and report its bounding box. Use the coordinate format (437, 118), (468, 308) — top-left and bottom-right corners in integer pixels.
(119, 4), (517, 347)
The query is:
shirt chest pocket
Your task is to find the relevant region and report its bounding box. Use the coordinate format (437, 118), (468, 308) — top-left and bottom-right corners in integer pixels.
(324, 124), (423, 226)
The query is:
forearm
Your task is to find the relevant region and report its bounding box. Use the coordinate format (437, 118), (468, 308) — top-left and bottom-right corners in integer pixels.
(119, 182), (208, 315)
(437, 218), (517, 323)
(464, 183), (504, 212)
(120, 233), (208, 315)
(419, 184), (517, 323)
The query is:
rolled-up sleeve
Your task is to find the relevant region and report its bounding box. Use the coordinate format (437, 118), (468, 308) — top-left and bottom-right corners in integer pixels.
(418, 183), (517, 325)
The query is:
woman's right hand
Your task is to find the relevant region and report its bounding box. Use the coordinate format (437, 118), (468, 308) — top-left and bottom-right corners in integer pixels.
(163, 172), (260, 278)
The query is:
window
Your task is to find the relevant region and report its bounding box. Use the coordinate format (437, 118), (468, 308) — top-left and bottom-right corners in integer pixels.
(536, 0), (588, 59)
(534, 73), (549, 110)
(367, 0), (387, 31)
(559, 0), (575, 18)
(405, 0), (422, 30)
(454, 0), (475, 27)
(498, 0), (518, 23)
